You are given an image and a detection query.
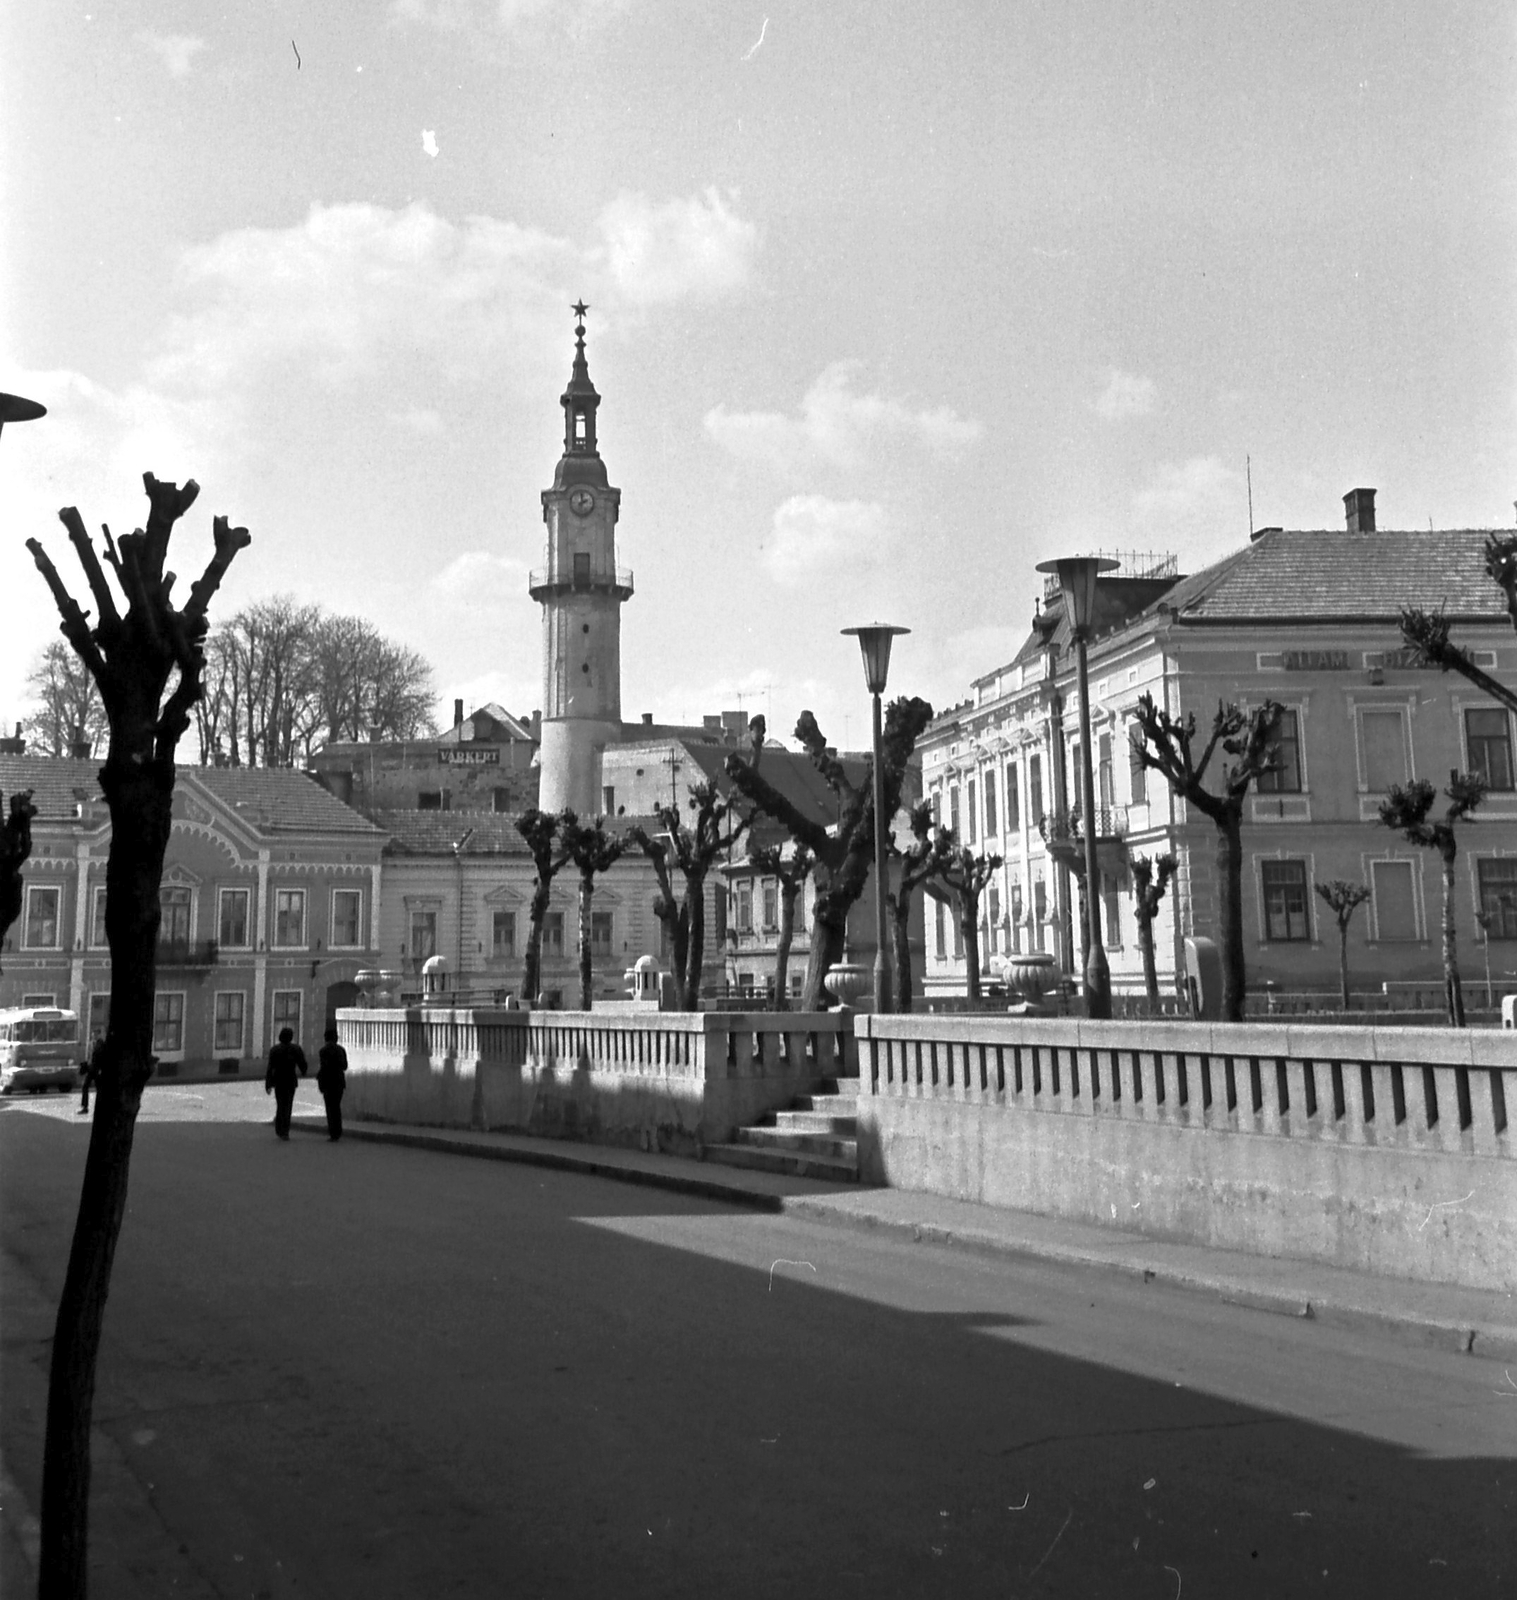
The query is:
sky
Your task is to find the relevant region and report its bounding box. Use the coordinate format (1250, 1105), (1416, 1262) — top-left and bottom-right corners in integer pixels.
(2, 1), (1515, 751)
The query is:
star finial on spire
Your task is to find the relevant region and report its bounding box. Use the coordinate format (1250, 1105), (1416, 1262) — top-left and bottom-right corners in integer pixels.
(572, 300), (589, 325)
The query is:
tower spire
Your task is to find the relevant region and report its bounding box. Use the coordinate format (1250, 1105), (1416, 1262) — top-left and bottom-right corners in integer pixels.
(561, 300), (600, 460)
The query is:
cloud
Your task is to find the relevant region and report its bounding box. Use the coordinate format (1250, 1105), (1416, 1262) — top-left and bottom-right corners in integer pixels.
(421, 130), (440, 159)
(138, 32), (206, 78)
(1093, 368), (1157, 420)
(600, 189), (757, 307)
(430, 550), (529, 602)
(761, 496), (887, 585)
(389, 406), (446, 435)
(1130, 457), (1247, 551)
(705, 362), (982, 475)
(390, 0), (634, 33)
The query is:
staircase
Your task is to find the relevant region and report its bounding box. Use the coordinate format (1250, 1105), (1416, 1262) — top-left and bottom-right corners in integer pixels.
(705, 1076), (860, 1182)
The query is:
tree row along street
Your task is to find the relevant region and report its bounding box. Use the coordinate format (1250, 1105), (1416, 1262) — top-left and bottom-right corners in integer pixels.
(2, 1092), (1511, 1598)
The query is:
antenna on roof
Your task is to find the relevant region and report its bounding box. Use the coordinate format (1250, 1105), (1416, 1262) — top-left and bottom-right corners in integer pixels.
(1246, 455), (1254, 538)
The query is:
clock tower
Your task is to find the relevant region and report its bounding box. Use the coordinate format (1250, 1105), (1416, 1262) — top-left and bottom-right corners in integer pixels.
(531, 304), (633, 815)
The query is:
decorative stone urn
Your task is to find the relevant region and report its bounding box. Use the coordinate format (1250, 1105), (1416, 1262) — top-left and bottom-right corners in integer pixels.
(823, 962), (871, 1011)
(1006, 952), (1058, 1011)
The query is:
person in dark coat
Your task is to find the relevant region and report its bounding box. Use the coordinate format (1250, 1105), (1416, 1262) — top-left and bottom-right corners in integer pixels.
(316, 1026), (348, 1142)
(264, 1026), (308, 1139)
(78, 1031), (105, 1116)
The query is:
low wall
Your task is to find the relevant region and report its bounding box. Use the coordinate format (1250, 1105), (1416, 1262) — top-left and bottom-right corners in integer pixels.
(337, 1007), (856, 1155)
(854, 1015), (1516, 1291)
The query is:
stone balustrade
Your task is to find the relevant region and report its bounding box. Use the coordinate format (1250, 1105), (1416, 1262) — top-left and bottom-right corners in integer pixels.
(338, 1007), (855, 1155)
(854, 1014), (1516, 1291)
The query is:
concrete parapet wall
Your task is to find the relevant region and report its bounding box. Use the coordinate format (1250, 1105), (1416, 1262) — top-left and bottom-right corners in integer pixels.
(337, 1007), (856, 1154)
(854, 1015), (1516, 1291)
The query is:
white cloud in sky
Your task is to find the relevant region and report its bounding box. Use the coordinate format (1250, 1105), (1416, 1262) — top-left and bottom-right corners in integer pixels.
(705, 361), (982, 475)
(138, 32), (206, 78)
(600, 189), (757, 307)
(1130, 456), (1246, 552)
(430, 550), (530, 602)
(1093, 367), (1157, 420)
(761, 495), (887, 585)
(389, 406), (446, 435)
(389, 0), (634, 32)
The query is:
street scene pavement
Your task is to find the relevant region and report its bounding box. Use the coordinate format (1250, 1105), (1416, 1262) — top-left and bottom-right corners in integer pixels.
(2, 1083), (1514, 1598)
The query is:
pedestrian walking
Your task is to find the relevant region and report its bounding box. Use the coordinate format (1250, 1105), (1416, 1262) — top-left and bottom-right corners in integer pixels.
(316, 1026), (348, 1142)
(78, 1031), (104, 1116)
(264, 1026), (308, 1139)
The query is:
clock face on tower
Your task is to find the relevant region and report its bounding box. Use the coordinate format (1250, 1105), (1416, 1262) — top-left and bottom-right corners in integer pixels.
(569, 487), (596, 517)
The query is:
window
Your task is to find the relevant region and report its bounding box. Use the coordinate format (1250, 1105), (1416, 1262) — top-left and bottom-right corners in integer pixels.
(153, 992), (185, 1054)
(331, 889), (362, 948)
(1005, 765), (1020, 832)
(762, 881), (778, 931)
(952, 908), (964, 959)
(417, 790), (448, 811)
(272, 990), (302, 1042)
(1129, 725), (1148, 804)
(214, 992), (246, 1054)
(966, 781), (977, 844)
(932, 789), (942, 826)
(602, 785), (616, 815)
(159, 886), (192, 947)
(1028, 755), (1044, 826)
(934, 898), (947, 959)
(274, 889), (306, 947)
(1098, 732), (1114, 809)
(1371, 860), (1418, 941)
(492, 910), (516, 958)
(574, 551), (591, 585)
(1477, 858), (1517, 939)
(1466, 709), (1515, 791)
(1257, 708), (1302, 794)
(983, 771), (997, 837)
(591, 911), (613, 956)
(23, 886), (60, 949)
(91, 885), (109, 947)
(1103, 883), (1121, 949)
(543, 912), (565, 955)
(87, 992), (110, 1039)
(1032, 879), (1047, 952)
(987, 884), (1000, 952)
(1359, 709), (1408, 793)
(410, 910), (438, 961)
(736, 882), (753, 933)
(219, 888), (250, 949)
(1261, 860), (1312, 942)
(1009, 884), (1023, 954)
(22, 992), (56, 1007)
(949, 787), (961, 838)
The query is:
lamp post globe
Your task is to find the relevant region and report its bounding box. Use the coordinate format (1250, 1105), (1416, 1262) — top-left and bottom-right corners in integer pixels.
(1035, 557), (1118, 1020)
(842, 624), (910, 1013)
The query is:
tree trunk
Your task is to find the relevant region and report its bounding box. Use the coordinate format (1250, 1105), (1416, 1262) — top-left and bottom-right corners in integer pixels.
(41, 752), (171, 1595)
(773, 886), (798, 1012)
(1338, 922), (1351, 1010)
(1442, 846), (1466, 1027)
(1137, 911), (1160, 1010)
(800, 913), (846, 1011)
(522, 881), (550, 1005)
(891, 893), (915, 1015)
(1216, 809), (1247, 1022)
(684, 870), (707, 1010)
(577, 874), (594, 1012)
(960, 896), (982, 1002)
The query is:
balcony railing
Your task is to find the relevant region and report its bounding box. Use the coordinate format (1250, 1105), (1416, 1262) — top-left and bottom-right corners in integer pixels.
(156, 938), (219, 968)
(528, 565), (634, 598)
(1037, 806), (1127, 845)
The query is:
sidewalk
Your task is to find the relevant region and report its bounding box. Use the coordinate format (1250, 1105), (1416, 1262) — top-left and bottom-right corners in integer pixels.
(293, 1113), (1517, 1363)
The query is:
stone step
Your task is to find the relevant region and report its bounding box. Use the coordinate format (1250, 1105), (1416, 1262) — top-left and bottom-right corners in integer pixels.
(772, 1109), (857, 1135)
(703, 1142), (859, 1183)
(794, 1094), (859, 1117)
(734, 1125), (857, 1161)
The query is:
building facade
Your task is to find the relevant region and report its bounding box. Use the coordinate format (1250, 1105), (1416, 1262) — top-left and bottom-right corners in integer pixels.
(920, 492), (1517, 1006)
(1, 758), (385, 1070)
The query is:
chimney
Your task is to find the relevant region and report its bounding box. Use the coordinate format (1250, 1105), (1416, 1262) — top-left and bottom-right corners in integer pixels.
(453, 698), (464, 728)
(530, 710), (542, 742)
(70, 726), (92, 760)
(1343, 488), (1376, 535)
(1251, 526), (1282, 543)
(642, 712), (653, 727)
(0, 722), (24, 755)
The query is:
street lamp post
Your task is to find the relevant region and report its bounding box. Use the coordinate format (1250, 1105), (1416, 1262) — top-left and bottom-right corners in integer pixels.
(842, 623), (910, 1013)
(1035, 557), (1118, 1020)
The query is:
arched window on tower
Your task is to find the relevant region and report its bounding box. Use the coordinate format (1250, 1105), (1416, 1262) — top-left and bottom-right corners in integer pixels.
(574, 409), (586, 442)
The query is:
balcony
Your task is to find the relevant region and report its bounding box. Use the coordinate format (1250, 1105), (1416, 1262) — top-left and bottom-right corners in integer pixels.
(529, 564), (634, 601)
(157, 938), (219, 968)
(1037, 807), (1128, 882)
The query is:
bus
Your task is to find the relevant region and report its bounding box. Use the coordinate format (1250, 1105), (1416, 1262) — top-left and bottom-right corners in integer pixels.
(0, 1007), (83, 1094)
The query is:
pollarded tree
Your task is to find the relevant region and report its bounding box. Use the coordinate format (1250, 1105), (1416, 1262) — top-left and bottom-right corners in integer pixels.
(558, 810), (625, 1011)
(1314, 879), (1373, 1011)
(725, 700), (934, 1011)
(516, 808), (570, 1005)
(27, 473), (249, 1598)
(629, 780), (753, 1009)
(884, 801), (954, 1013)
(628, 826), (690, 1006)
(1400, 534), (1517, 723)
(1130, 692), (1283, 1022)
(1130, 853), (1178, 1012)
(940, 844), (1003, 1002)
(1378, 774), (1486, 1027)
(1, 790), (38, 971)
(745, 841), (814, 1011)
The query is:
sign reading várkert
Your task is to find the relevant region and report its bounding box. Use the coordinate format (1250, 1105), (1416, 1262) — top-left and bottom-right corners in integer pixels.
(437, 747), (500, 765)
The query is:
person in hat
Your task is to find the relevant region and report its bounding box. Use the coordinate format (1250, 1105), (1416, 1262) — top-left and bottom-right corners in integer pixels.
(264, 1026), (308, 1139)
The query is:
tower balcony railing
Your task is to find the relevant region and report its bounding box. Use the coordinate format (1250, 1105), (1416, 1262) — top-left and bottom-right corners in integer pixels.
(529, 564), (634, 600)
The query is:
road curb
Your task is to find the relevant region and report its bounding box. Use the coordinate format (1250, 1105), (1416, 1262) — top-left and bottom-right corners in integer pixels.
(297, 1119), (1517, 1365)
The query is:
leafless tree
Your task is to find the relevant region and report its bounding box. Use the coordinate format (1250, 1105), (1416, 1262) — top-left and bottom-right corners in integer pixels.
(27, 472), (249, 1597)
(517, 808), (569, 1005)
(940, 844), (1003, 1002)
(1378, 774), (1486, 1026)
(885, 801), (954, 1012)
(559, 811), (625, 1010)
(1401, 534), (1517, 719)
(1314, 879), (1373, 1010)
(745, 841), (814, 1011)
(1130, 853), (1178, 1012)
(22, 640), (107, 757)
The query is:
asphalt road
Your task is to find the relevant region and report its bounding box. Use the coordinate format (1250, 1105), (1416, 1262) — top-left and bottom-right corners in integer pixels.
(2, 1085), (1513, 1598)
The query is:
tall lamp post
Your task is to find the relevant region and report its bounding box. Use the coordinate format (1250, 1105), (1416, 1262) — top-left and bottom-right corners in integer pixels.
(0, 392), (46, 443)
(1035, 557), (1117, 1020)
(842, 623), (910, 1013)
